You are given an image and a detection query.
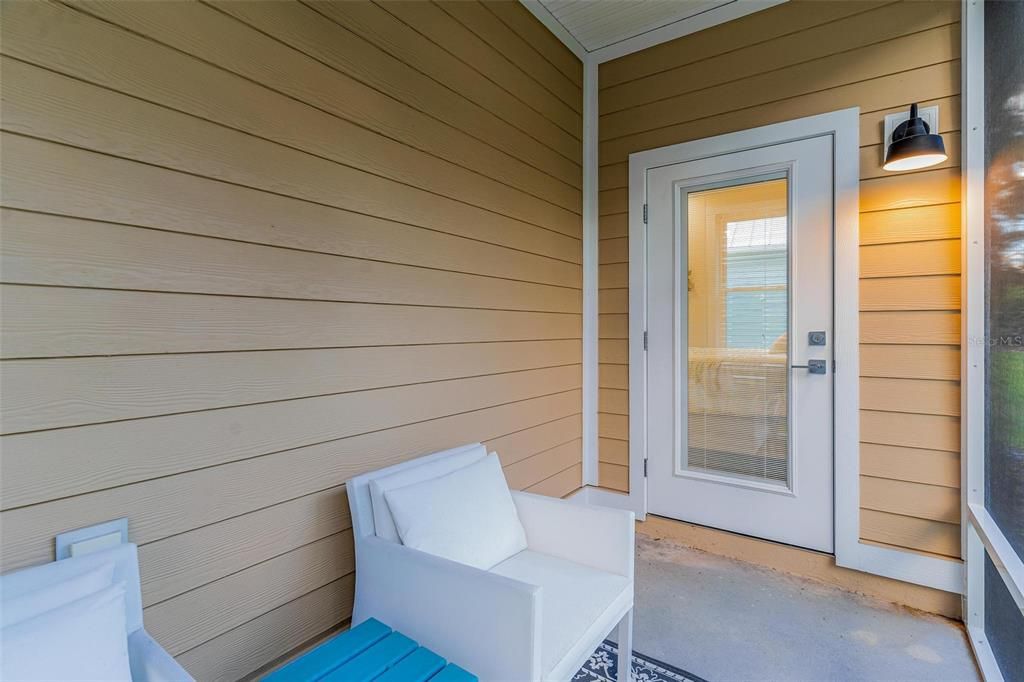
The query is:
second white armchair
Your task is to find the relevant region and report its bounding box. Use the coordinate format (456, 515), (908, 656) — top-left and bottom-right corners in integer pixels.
(347, 443), (635, 682)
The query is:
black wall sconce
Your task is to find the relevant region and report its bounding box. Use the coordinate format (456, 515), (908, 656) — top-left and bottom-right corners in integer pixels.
(883, 103), (948, 172)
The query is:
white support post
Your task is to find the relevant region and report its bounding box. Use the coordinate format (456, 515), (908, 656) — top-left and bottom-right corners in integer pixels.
(581, 57), (599, 486)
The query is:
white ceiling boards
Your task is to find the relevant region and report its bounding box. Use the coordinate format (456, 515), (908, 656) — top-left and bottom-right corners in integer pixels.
(540, 0), (726, 51)
(522, 0), (785, 63)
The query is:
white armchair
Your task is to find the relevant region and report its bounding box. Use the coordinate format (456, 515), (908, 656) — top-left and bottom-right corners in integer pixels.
(0, 543), (192, 682)
(347, 444), (635, 682)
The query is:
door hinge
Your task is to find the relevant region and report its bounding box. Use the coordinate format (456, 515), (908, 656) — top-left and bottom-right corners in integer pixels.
(643, 458), (648, 477)
(643, 203), (648, 224)
(643, 330), (648, 351)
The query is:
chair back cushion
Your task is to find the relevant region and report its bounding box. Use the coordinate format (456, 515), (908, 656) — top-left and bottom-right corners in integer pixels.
(384, 452), (527, 570)
(0, 544), (143, 635)
(1, 581), (132, 681)
(1, 562), (115, 628)
(368, 443), (486, 542)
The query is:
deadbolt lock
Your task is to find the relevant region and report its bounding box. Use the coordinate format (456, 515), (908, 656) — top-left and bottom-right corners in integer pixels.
(808, 331), (827, 346)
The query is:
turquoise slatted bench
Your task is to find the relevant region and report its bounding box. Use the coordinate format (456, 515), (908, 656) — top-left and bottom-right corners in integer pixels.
(262, 619), (477, 682)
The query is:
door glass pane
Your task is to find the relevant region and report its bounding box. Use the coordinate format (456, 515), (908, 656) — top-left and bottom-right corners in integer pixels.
(684, 178), (789, 484)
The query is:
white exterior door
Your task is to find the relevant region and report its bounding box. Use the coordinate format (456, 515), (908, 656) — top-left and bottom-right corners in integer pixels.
(645, 136), (834, 552)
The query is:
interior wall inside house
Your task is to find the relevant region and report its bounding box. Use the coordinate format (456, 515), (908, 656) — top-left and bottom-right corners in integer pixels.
(597, 0), (962, 568)
(0, 1), (582, 678)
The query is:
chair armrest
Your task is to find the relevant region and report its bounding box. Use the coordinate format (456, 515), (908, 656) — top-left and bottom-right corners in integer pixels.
(352, 535), (541, 681)
(127, 629), (194, 682)
(511, 491), (635, 579)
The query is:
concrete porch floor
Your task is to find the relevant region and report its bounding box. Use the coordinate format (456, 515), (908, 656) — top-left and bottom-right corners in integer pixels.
(608, 535), (980, 681)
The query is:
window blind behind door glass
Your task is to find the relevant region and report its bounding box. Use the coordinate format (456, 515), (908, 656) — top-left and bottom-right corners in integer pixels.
(684, 179), (790, 484)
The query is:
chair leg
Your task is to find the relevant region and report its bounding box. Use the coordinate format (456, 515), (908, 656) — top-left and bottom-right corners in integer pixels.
(617, 608), (633, 682)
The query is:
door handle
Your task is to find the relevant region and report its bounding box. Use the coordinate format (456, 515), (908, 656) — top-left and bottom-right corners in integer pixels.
(791, 359), (827, 374)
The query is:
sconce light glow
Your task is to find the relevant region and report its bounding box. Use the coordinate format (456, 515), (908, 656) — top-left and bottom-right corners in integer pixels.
(883, 103), (947, 172)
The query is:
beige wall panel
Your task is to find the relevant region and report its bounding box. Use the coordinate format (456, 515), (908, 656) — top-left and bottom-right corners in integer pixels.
(526, 463), (583, 498)
(309, 0), (579, 163)
(0, 71), (580, 241)
(146, 531), (354, 655)
(68, 0), (582, 189)
(859, 311), (960, 345)
(600, 213), (629, 239)
(599, 462), (629, 492)
(600, 61), (959, 162)
(599, 389), (629, 416)
(599, 438), (630, 466)
(600, 237), (629, 264)
(860, 443), (961, 488)
(2, 137), (581, 267)
(599, 364), (629, 390)
(488, 415), (582, 468)
(599, 340), (629, 364)
(860, 344), (960, 380)
(601, 2), (957, 115)
(860, 203), (961, 246)
(1, 212), (579, 314)
(599, 289), (629, 315)
(1, 391), (581, 573)
(860, 168), (961, 213)
(860, 240), (961, 278)
(1, 365), (581, 509)
(599, 188), (628, 215)
(0, 147), (580, 275)
(601, 25), (959, 140)
(1, 54), (577, 230)
(377, 1), (580, 129)
(1, 340), (579, 434)
(860, 378), (960, 417)
(861, 410), (960, 453)
(599, 413), (629, 441)
(140, 487), (349, 608)
(0, 286), (580, 359)
(599, 314), (629, 339)
(0, 1), (579, 206)
(176, 576), (354, 682)
(860, 510), (961, 558)
(0, 0), (582, 670)
(435, 1), (581, 110)
(600, 163), (628, 191)
(599, 1), (890, 89)
(484, 1), (582, 86)
(503, 439), (583, 490)
(600, 263), (629, 289)
(860, 476), (960, 523)
(860, 276), (960, 311)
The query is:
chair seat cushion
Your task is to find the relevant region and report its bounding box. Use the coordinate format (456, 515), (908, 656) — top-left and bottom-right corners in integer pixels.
(490, 550), (631, 676)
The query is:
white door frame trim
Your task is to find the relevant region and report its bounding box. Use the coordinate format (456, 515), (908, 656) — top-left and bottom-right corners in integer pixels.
(622, 109), (960, 594)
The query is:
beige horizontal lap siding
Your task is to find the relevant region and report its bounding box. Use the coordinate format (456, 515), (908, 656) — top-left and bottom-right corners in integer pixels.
(597, 0), (963, 560)
(0, 1), (582, 679)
